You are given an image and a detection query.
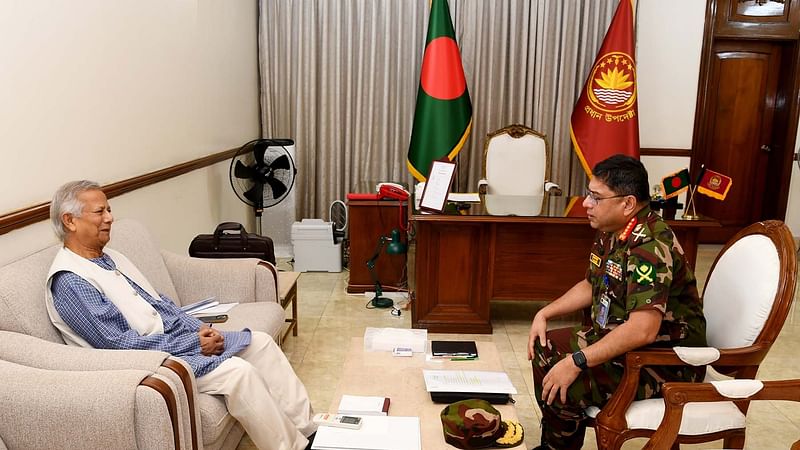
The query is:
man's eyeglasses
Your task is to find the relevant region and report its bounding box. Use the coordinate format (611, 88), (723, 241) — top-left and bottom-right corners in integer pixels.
(584, 189), (629, 206)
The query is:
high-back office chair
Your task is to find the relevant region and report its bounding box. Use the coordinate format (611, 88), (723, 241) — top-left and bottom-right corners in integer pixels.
(591, 220), (797, 449)
(644, 378), (800, 449)
(477, 124), (561, 196)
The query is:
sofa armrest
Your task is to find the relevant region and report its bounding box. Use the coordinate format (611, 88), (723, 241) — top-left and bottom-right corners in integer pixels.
(0, 360), (177, 450)
(161, 251), (278, 306)
(0, 331), (171, 371)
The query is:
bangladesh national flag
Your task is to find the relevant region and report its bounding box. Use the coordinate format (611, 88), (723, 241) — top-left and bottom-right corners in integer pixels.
(407, 0), (472, 181)
(661, 168), (690, 199)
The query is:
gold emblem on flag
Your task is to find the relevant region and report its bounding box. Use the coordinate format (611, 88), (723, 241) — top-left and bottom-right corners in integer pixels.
(708, 175), (722, 190)
(586, 51), (637, 114)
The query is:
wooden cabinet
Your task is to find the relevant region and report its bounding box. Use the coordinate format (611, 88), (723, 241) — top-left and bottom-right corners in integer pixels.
(714, 0), (800, 39)
(346, 199), (408, 293)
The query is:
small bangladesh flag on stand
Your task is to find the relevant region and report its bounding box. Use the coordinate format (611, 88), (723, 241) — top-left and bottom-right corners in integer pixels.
(406, 0), (472, 181)
(661, 168), (690, 199)
(696, 168), (733, 200)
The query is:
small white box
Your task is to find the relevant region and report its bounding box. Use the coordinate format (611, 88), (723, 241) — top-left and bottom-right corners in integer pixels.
(291, 219), (342, 272)
(363, 327), (427, 353)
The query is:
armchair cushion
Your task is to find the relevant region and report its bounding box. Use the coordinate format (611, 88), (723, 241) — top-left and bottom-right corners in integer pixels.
(624, 398), (745, 434)
(704, 234), (779, 349)
(673, 346), (720, 366)
(710, 379), (764, 398)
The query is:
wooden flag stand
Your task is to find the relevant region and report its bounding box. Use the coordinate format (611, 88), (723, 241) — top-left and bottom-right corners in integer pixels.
(682, 185), (701, 220)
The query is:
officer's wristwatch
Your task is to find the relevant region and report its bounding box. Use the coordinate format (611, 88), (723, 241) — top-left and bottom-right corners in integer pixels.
(572, 350), (588, 370)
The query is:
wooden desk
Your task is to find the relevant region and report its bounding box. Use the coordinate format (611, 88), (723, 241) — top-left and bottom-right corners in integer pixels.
(411, 195), (719, 334)
(346, 198), (408, 293)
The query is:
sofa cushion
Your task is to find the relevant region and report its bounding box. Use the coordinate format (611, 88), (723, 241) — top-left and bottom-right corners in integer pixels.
(197, 392), (238, 446)
(0, 245), (63, 343)
(213, 302), (286, 341)
(108, 219), (181, 303)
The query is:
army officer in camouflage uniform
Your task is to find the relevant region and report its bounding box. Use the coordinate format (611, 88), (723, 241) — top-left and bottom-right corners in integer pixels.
(527, 155), (706, 450)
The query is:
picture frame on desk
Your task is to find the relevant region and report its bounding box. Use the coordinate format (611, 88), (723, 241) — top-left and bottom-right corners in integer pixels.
(419, 159), (456, 213)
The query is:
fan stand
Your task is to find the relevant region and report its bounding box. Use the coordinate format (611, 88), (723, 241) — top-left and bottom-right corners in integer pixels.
(254, 207), (264, 235)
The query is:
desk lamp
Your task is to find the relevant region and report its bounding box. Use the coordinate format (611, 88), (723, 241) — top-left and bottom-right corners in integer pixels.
(365, 229), (407, 308)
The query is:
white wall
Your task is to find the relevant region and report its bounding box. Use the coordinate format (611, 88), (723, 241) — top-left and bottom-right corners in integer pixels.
(0, 0), (260, 265)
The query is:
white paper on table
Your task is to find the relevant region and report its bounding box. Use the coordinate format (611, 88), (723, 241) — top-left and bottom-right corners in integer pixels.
(311, 416), (420, 450)
(423, 369), (518, 394)
(447, 192), (480, 202)
(189, 303), (238, 315)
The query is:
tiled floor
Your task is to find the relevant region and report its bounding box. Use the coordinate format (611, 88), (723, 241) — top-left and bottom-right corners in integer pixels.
(239, 244), (800, 449)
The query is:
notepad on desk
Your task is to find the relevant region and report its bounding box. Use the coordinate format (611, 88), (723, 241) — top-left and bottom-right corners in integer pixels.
(337, 395), (390, 416)
(430, 340), (478, 358)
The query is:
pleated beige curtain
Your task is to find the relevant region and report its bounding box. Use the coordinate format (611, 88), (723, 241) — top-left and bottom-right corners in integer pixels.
(259, 0), (618, 219)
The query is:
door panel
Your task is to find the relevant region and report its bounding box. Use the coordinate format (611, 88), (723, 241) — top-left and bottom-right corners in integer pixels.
(695, 41), (781, 242)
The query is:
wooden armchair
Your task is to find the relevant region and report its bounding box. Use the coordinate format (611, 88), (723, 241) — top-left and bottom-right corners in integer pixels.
(477, 124), (561, 196)
(593, 220), (797, 449)
(644, 379), (800, 449)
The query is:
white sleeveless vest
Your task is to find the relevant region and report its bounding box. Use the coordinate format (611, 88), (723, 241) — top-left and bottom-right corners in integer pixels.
(45, 247), (165, 347)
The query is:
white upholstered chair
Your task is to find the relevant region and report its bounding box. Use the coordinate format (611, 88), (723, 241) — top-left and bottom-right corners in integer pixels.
(477, 124), (561, 196)
(591, 220), (797, 449)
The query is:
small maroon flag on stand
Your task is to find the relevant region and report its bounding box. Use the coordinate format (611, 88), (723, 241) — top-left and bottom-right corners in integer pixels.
(696, 169), (732, 200)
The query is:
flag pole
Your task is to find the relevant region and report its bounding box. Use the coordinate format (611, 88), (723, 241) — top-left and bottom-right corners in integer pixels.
(682, 185), (701, 220)
(682, 163), (705, 220)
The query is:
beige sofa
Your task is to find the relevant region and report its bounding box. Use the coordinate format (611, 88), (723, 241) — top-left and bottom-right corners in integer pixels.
(0, 219), (286, 450)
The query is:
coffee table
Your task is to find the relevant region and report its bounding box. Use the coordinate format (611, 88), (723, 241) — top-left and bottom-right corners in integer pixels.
(329, 338), (525, 449)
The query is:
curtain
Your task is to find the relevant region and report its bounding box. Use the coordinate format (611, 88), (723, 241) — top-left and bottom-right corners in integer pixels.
(259, 0), (618, 219)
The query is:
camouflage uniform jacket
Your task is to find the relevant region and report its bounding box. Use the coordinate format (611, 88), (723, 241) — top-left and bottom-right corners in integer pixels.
(585, 206), (707, 355)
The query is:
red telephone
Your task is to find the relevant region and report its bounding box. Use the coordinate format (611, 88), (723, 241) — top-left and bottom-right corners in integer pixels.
(377, 182), (409, 201)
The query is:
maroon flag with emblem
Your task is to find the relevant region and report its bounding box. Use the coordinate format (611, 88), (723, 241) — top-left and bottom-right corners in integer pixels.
(570, 0), (640, 177)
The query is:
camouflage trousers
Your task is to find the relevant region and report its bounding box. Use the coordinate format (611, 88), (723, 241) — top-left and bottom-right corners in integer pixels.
(531, 326), (663, 450)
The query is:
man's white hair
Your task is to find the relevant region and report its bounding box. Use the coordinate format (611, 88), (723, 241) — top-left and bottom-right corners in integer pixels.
(50, 180), (102, 242)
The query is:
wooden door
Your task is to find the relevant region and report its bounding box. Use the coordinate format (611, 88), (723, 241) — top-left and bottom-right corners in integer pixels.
(692, 0), (800, 243)
(694, 41), (782, 242)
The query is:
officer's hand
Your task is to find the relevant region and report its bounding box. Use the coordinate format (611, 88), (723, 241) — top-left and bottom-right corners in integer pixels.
(541, 356), (581, 406)
(198, 326), (224, 356)
(527, 313), (548, 360)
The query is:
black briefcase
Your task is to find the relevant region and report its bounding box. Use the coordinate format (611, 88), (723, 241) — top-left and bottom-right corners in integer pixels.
(188, 222), (276, 265)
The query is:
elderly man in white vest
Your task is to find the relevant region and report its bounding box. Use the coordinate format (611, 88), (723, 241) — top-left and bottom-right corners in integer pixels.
(45, 180), (317, 450)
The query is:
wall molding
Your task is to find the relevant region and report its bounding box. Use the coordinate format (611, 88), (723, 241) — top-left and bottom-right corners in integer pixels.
(640, 147), (692, 157)
(0, 147), (238, 236)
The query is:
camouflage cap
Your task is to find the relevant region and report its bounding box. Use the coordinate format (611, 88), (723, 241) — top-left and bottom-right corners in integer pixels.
(440, 399), (524, 449)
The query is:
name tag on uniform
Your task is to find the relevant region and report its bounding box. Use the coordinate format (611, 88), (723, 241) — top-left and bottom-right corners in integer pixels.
(590, 253), (601, 267)
(597, 293), (611, 328)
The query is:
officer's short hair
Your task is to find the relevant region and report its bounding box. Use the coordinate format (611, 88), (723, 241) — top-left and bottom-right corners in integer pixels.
(592, 155), (649, 202)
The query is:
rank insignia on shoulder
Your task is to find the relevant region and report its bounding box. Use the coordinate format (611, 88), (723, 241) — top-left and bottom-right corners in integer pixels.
(634, 261), (656, 285)
(606, 260), (623, 281)
(631, 223), (647, 242)
(590, 253), (601, 267)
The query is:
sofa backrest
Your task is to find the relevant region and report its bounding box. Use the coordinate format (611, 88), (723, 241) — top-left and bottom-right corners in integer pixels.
(0, 219), (181, 343)
(0, 245), (64, 343)
(108, 219), (180, 303)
